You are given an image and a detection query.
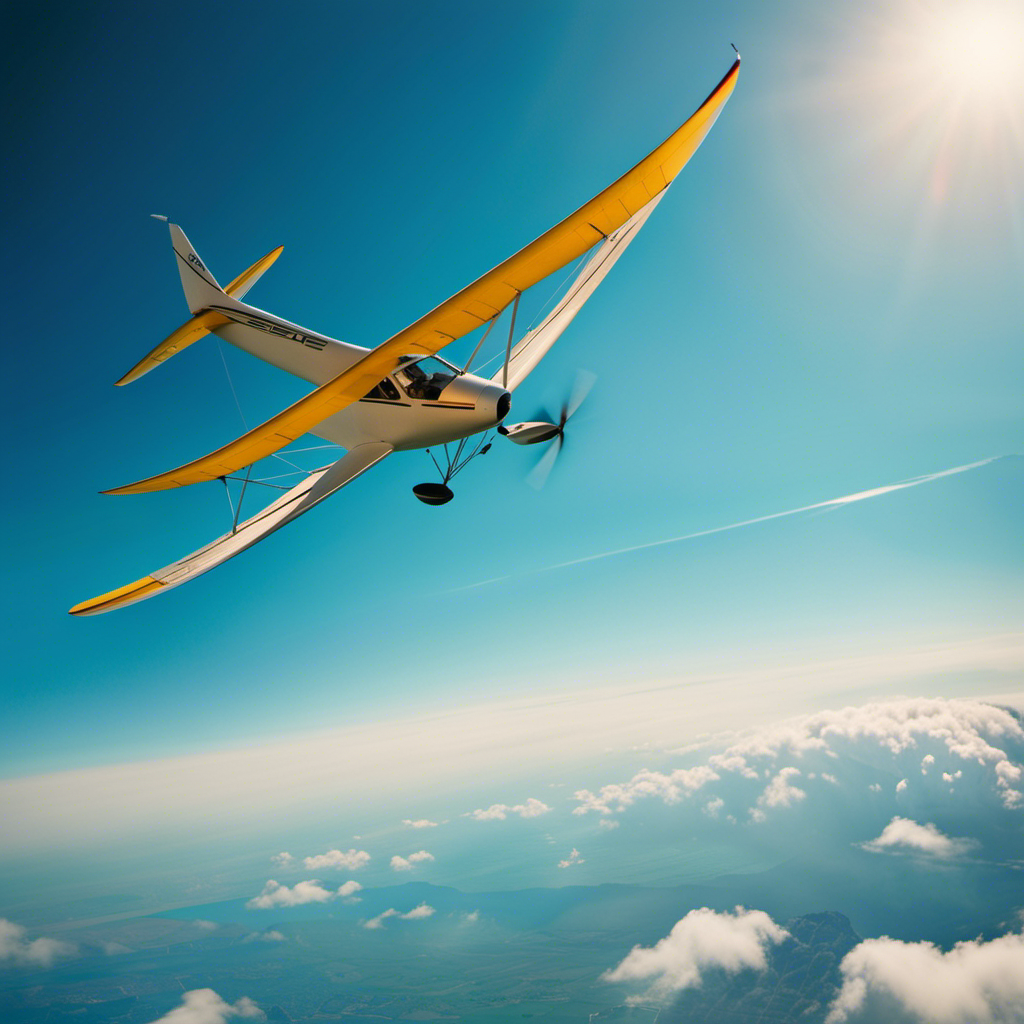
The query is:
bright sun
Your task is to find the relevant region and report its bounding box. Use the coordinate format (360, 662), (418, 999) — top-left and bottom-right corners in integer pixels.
(918, 4), (1024, 100)
(799, 0), (1024, 219)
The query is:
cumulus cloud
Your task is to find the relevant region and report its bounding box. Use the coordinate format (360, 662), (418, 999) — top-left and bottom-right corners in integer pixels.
(242, 930), (286, 944)
(602, 907), (789, 1004)
(193, 920), (217, 931)
(0, 919), (76, 968)
(302, 848), (370, 871)
(467, 797), (552, 821)
(390, 850), (435, 871)
(402, 818), (439, 828)
(571, 698), (1024, 824)
(573, 766), (719, 816)
(598, 817), (621, 829)
(270, 852), (294, 869)
(364, 904), (436, 929)
(246, 879), (334, 909)
(826, 929), (1024, 1023)
(861, 817), (975, 859)
(337, 880), (363, 902)
(557, 848), (585, 868)
(703, 797), (726, 818)
(145, 988), (263, 1023)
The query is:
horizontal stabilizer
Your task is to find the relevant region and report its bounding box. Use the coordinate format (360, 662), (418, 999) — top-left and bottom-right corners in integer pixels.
(71, 442), (393, 615)
(117, 243), (284, 386)
(115, 310), (230, 386)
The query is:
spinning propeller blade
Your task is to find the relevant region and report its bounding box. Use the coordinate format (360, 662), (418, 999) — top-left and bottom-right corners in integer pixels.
(525, 370), (594, 489)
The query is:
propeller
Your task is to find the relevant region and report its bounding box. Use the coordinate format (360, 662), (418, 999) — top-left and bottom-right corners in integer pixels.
(515, 370), (595, 489)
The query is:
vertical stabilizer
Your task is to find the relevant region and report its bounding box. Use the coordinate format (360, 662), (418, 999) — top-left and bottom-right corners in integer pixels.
(170, 224), (225, 313)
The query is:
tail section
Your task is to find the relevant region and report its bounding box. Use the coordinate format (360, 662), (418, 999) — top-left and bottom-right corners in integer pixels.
(116, 225), (284, 385)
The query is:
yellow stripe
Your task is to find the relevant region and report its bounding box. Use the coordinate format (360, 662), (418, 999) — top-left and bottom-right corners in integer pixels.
(105, 60), (739, 494)
(69, 576), (166, 616)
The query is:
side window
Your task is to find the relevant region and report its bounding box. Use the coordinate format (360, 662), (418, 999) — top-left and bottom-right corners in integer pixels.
(364, 377), (400, 401)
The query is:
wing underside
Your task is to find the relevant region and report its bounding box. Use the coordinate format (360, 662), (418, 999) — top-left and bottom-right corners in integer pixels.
(70, 442), (393, 615)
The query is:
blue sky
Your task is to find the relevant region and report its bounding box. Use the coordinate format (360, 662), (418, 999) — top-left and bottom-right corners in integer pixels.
(4, 0), (1021, 834)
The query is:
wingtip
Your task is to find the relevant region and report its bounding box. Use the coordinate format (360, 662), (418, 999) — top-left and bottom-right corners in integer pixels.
(69, 576), (165, 616)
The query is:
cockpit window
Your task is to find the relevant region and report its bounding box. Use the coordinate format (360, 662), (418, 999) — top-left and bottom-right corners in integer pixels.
(396, 356), (456, 401)
(363, 377), (400, 401)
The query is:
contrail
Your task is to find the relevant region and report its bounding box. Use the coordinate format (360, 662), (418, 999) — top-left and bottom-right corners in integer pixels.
(449, 455), (1008, 593)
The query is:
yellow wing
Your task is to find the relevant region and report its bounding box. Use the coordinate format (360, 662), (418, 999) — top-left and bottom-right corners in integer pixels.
(106, 58), (740, 495)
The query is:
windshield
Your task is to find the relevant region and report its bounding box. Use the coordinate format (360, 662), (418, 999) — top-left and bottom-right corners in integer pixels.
(396, 357), (456, 400)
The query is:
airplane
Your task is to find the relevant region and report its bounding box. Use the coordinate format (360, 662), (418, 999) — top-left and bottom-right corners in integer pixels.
(69, 53), (740, 616)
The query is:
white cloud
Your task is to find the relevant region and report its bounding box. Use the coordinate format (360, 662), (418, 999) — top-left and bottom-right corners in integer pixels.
(759, 767), (806, 809)
(826, 930), (1024, 1023)
(401, 902), (435, 920)
(598, 817), (621, 830)
(193, 920), (217, 931)
(468, 797), (552, 821)
(270, 852), (294, 869)
(246, 879), (334, 909)
(144, 988), (263, 1023)
(337, 880), (363, 902)
(602, 907), (789, 1004)
(995, 760), (1023, 808)
(869, 783), (882, 792)
(896, 778), (908, 792)
(402, 818), (438, 828)
(557, 848), (585, 868)
(703, 797), (725, 818)
(363, 904), (435, 929)
(461, 910), (480, 924)
(921, 754), (936, 775)
(302, 848), (370, 871)
(242, 930), (286, 943)
(0, 919), (76, 968)
(943, 771), (963, 784)
(573, 766), (719, 816)
(861, 817), (974, 859)
(390, 850), (434, 871)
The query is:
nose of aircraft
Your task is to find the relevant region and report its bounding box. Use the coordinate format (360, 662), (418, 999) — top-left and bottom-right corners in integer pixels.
(478, 383), (511, 424)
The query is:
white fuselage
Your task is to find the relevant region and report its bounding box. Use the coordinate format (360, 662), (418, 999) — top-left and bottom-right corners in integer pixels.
(214, 315), (510, 452)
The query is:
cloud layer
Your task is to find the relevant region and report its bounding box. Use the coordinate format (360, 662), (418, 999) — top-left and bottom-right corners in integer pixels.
(572, 698), (1024, 826)
(602, 907), (789, 1003)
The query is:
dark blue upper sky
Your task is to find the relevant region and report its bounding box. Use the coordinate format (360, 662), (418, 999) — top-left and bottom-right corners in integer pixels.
(4, 0), (1021, 778)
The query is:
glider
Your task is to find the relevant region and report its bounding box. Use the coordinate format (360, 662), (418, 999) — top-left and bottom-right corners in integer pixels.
(70, 54), (740, 615)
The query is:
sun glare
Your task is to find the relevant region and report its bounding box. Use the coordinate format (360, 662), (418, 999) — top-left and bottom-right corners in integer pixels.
(921, 5), (1024, 99)
(782, 0), (1024, 241)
